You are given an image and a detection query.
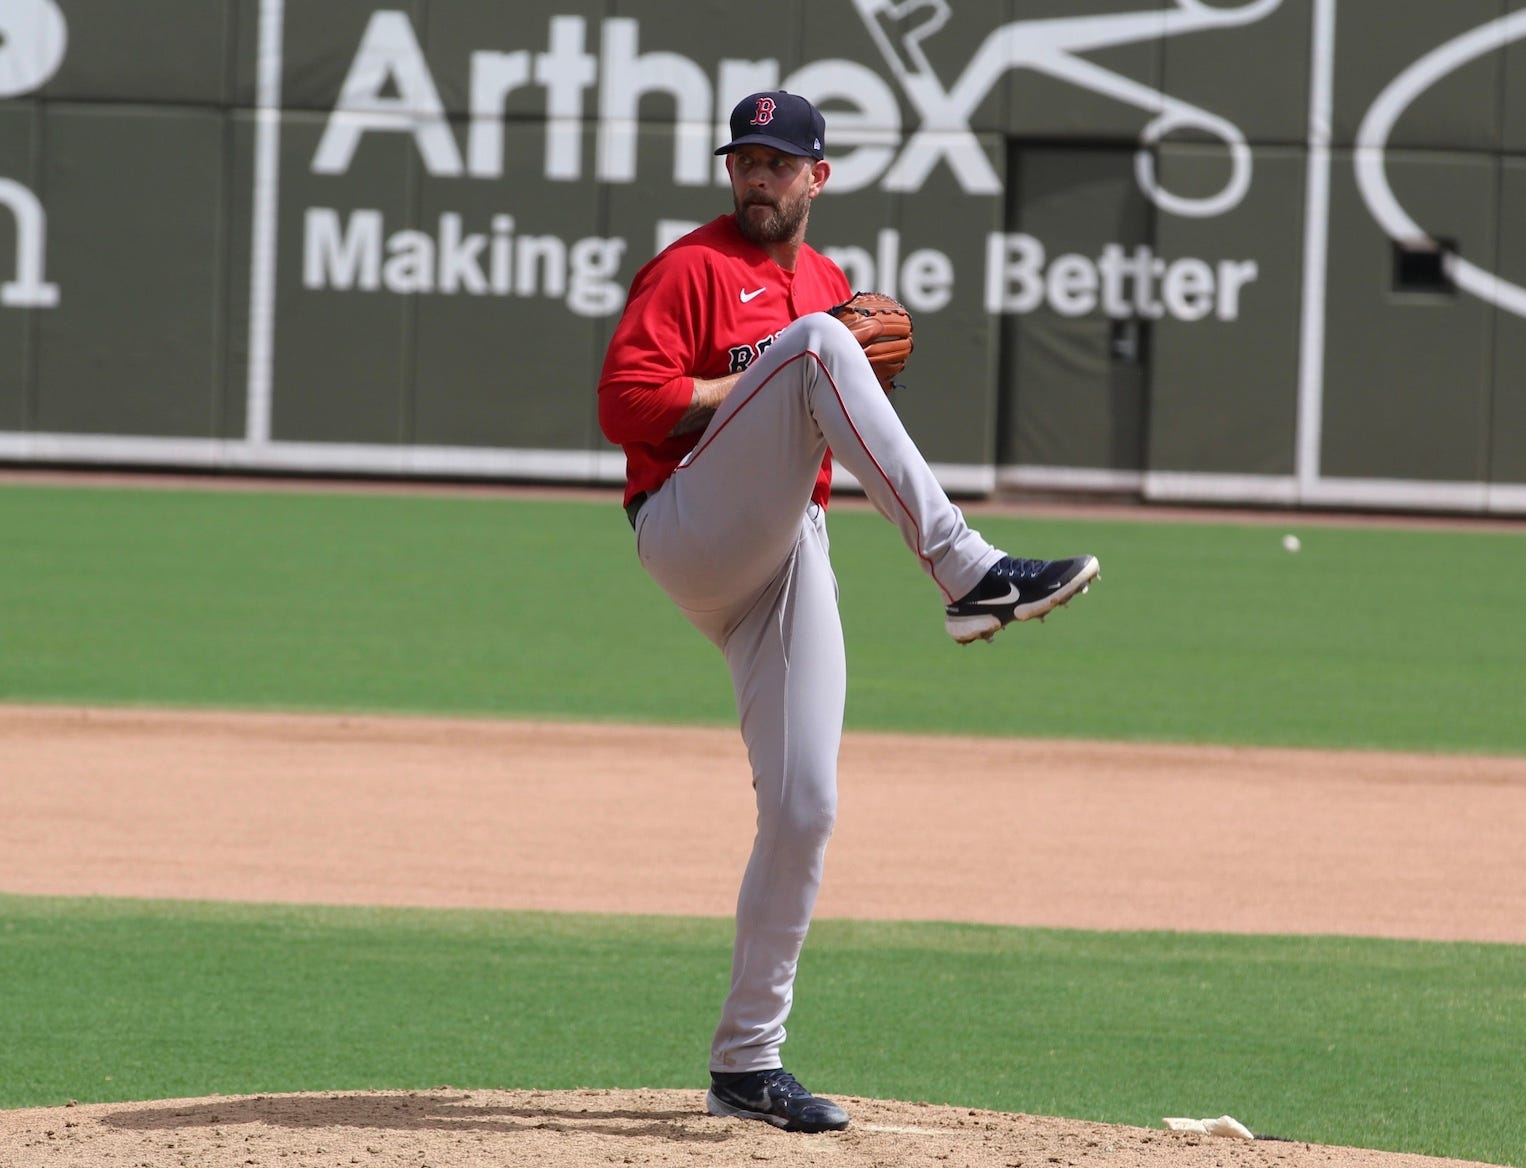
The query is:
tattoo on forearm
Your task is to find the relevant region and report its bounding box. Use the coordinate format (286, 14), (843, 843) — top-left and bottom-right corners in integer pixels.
(671, 402), (715, 436)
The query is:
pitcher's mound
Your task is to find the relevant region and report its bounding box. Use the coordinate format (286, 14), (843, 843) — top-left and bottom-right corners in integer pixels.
(0, 1088), (1497, 1168)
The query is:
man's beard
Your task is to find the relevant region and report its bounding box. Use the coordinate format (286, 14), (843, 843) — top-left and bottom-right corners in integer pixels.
(734, 189), (810, 245)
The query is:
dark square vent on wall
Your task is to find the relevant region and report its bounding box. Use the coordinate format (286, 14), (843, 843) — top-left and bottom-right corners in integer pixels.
(1393, 239), (1457, 294)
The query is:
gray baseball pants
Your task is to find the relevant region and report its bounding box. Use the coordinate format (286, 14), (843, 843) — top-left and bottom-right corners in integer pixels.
(630, 312), (1001, 1072)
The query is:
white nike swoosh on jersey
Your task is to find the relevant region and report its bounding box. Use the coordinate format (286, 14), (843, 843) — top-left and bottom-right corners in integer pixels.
(740, 287), (767, 302)
(974, 584), (1021, 606)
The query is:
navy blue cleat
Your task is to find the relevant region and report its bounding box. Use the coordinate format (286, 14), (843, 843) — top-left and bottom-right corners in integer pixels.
(706, 1068), (850, 1133)
(945, 554), (1100, 644)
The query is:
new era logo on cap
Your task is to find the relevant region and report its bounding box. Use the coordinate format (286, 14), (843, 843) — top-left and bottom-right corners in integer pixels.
(715, 90), (826, 160)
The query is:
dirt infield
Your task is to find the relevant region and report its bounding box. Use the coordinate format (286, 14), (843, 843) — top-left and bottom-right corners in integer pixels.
(3, 704), (1524, 1168)
(0, 1088), (1510, 1168)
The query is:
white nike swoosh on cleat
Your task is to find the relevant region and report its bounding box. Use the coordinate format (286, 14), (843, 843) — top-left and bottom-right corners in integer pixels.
(739, 287), (766, 302)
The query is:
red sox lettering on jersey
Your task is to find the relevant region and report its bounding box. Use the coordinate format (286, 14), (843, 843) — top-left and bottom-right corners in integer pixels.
(728, 330), (782, 374)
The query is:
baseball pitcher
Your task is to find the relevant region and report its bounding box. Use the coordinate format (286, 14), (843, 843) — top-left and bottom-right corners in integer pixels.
(597, 90), (1099, 1134)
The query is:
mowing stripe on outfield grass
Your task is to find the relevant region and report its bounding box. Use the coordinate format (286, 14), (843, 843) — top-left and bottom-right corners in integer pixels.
(1, 895), (1522, 1166)
(2, 483), (1521, 754)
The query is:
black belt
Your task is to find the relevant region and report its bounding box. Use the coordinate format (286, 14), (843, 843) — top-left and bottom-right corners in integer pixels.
(625, 491), (649, 529)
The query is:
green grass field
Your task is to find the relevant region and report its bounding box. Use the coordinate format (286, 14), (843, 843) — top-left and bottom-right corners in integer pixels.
(3, 897), (1522, 1164)
(2, 481), (1524, 1165)
(2, 482), (1521, 751)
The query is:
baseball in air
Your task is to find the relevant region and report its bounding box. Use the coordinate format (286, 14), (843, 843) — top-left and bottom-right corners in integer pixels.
(1282, 533), (1301, 553)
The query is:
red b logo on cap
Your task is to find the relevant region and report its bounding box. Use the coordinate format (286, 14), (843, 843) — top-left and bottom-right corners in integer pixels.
(750, 96), (777, 126)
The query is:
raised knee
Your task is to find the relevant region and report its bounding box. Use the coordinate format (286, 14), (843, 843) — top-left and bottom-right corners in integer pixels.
(798, 311), (858, 361)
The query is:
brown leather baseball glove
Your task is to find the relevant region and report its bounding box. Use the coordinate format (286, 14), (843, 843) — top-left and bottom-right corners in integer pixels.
(828, 291), (913, 393)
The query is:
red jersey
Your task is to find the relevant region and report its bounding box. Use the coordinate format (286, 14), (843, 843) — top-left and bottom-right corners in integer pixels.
(598, 214), (853, 508)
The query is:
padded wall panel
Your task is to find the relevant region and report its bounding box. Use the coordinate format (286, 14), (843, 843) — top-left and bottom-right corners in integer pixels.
(815, 139), (1005, 467)
(1003, 147), (1151, 473)
(1159, 0), (1310, 146)
(411, 123), (604, 450)
(1331, 0), (1506, 151)
(253, 0), (425, 114)
(1501, 0), (1526, 155)
(33, 106), (226, 437)
(262, 114), (413, 444)
(803, 0), (1007, 136)
(1487, 157), (1526, 485)
(40, 0), (234, 105)
(427, 0), (612, 118)
(1149, 145), (1305, 475)
(1003, 0), (1164, 142)
(1321, 150), (1496, 482)
(0, 106), (36, 427)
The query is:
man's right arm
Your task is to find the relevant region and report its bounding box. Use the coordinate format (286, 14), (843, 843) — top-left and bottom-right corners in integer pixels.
(597, 257), (712, 447)
(671, 373), (742, 436)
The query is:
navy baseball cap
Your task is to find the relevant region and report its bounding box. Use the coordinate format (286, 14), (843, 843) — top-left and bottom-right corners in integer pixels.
(715, 91), (826, 160)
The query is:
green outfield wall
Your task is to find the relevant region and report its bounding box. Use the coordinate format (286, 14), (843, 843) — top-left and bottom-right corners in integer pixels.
(1, 0), (1523, 513)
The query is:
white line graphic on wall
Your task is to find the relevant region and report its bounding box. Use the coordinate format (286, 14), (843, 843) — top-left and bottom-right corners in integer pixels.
(1356, 9), (1526, 319)
(1295, 0), (1336, 494)
(0, 179), (58, 307)
(851, 0), (1283, 216)
(245, 0), (286, 446)
(0, 0), (66, 308)
(0, 0), (65, 98)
